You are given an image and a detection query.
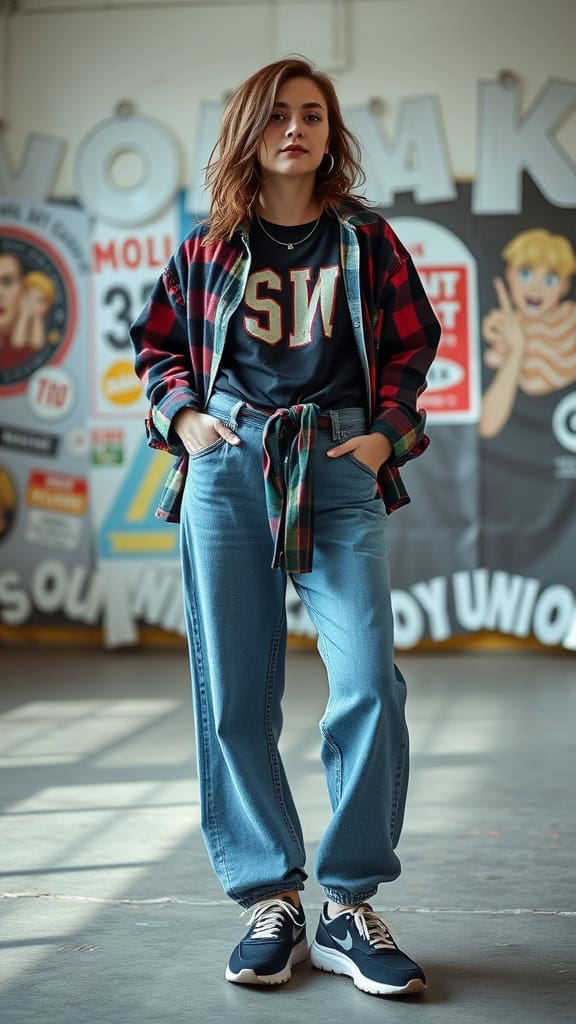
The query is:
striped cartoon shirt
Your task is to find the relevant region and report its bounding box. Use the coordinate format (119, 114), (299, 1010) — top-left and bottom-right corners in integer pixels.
(484, 300), (576, 395)
(129, 199), (441, 526)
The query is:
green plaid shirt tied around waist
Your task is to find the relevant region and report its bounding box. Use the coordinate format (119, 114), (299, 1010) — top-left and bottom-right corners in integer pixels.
(262, 403), (321, 574)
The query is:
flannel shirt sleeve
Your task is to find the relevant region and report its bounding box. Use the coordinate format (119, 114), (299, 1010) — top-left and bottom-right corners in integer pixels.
(371, 255), (441, 467)
(129, 255), (200, 455)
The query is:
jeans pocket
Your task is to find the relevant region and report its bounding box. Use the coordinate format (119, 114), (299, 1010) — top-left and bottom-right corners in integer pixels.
(188, 437), (226, 460)
(344, 451), (378, 480)
(337, 425), (377, 481)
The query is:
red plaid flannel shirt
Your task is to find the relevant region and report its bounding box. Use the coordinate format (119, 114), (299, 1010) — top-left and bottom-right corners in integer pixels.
(129, 200), (441, 523)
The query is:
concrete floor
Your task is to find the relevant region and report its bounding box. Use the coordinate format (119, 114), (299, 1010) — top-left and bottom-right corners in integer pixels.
(1, 647), (575, 1023)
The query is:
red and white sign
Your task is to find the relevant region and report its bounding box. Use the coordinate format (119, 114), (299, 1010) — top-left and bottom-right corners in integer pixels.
(27, 365), (76, 421)
(390, 218), (480, 423)
(26, 470), (88, 516)
(24, 469), (88, 550)
(419, 265), (471, 414)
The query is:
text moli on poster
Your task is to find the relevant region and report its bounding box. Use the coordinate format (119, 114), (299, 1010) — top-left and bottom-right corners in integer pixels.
(0, 77), (575, 222)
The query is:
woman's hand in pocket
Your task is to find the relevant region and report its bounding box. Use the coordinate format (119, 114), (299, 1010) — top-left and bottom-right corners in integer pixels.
(327, 432), (392, 474)
(172, 408), (240, 455)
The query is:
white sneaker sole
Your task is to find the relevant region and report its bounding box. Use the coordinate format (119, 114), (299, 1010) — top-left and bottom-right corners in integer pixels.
(225, 938), (309, 986)
(310, 940), (426, 997)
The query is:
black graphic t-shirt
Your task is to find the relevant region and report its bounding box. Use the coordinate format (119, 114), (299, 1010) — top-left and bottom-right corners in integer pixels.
(215, 211), (365, 409)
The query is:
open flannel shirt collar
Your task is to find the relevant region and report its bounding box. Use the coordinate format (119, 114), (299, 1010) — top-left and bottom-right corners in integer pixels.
(129, 200), (441, 572)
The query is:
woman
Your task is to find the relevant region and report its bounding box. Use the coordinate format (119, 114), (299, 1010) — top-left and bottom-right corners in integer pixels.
(130, 57), (440, 998)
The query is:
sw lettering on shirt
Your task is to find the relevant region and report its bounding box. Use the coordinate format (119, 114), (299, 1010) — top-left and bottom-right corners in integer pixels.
(243, 263), (340, 346)
(215, 212), (365, 410)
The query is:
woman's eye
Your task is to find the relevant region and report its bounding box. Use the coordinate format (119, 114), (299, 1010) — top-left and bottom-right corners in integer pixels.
(545, 273), (559, 288)
(270, 113), (322, 122)
(518, 267), (532, 283)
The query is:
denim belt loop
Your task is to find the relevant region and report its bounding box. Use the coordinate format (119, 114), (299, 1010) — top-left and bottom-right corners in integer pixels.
(330, 408), (341, 443)
(227, 399), (245, 432)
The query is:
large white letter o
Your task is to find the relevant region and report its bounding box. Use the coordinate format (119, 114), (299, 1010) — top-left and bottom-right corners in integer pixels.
(75, 116), (180, 226)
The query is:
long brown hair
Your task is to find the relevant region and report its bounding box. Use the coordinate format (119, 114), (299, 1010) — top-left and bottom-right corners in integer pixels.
(201, 57), (369, 245)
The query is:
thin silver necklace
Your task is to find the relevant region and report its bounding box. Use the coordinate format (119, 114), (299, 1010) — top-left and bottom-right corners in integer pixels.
(255, 212), (322, 250)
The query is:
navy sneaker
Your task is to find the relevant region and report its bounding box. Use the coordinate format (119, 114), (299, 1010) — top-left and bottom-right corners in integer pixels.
(310, 902), (426, 997)
(225, 897), (308, 985)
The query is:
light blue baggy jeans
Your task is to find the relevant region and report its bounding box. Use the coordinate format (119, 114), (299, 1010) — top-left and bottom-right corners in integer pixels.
(179, 391), (410, 909)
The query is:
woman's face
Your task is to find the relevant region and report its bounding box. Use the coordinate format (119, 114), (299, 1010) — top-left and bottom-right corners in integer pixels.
(257, 76), (330, 181)
(0, 254), (25, 336)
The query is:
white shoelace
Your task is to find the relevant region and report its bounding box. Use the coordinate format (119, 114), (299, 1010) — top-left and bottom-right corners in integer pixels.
(350, 905), (397, 950)
(241, 898), (301, 940)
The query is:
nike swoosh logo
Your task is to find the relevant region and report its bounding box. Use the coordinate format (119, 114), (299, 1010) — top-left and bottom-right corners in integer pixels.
(332, 931), (353, 951)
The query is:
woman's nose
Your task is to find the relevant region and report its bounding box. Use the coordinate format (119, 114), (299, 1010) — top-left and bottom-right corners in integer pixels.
(287, 121), (304, 137)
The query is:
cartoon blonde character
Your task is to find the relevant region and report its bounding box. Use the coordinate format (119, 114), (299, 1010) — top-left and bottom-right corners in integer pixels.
(479, 229), (576, 438)
(11, 271), (56, 350)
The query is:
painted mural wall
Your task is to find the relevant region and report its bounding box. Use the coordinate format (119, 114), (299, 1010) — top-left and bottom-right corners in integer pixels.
(1, 3), (575, 648)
